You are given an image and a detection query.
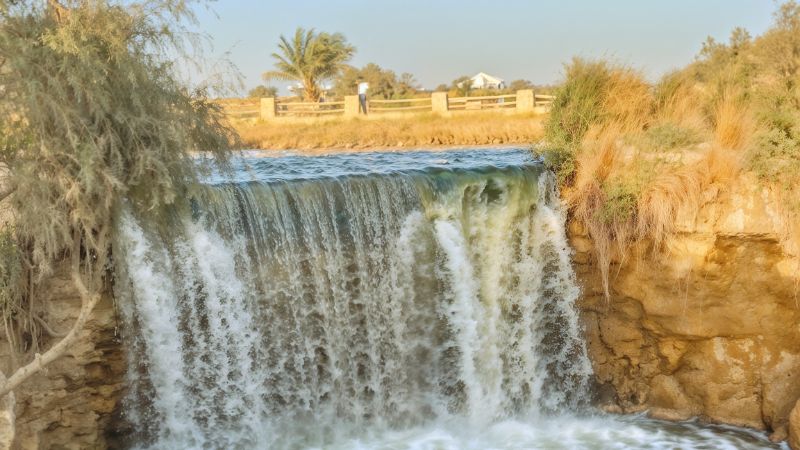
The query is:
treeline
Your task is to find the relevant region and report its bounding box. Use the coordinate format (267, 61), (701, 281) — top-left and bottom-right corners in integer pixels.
(251, 27), (551, 100)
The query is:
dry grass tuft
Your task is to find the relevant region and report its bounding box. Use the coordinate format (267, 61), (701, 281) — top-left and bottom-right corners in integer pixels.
(543, 2), (800, 298)
(655, 71), (708, 131)
(545, 58), (759, 300)
(713, 90), (754, 151)
(602, 69), (654, 133)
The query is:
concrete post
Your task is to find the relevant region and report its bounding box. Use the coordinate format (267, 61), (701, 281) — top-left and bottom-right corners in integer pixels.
(344, 95), (360, 117)
(516, 89), (535, 113)
(260, 97), (276, 120)
(431, 92), (449, 115)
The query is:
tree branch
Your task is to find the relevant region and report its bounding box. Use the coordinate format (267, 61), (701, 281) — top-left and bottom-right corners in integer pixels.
(0, 226), (107, 398)
(0, 186), (14, 204)
(46, 0), (71, 24)
(0, 270), (100, 398)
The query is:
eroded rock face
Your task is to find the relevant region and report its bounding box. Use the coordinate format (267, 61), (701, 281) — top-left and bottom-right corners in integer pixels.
(0, 269), (125, 450)
(572, 180), (800, 439)
(790, 400), (800, 449)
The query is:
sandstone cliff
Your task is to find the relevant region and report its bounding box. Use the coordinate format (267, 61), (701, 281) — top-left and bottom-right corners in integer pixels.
(791, 400), (800, 449)
(571, 178), (800, 444)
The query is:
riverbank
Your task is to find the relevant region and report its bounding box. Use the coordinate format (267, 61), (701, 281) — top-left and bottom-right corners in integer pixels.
(233, 112), (544, 152)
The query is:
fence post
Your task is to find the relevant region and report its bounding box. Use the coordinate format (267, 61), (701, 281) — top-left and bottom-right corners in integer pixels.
(344, 95), (360, 117)
(431, 92), (449, 115)
(260, 97), (276, 120)
(516, 90), (535, 113)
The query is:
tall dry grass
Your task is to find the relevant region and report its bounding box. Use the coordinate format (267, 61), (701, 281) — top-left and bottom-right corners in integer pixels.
(713, 89), (754, 151)
(233, 113), (545, 152)
(546, 3), (800, 299)
(544, 56), (766, 299)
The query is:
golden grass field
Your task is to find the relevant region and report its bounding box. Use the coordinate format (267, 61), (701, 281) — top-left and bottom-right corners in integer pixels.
(233, 112), (544, 153)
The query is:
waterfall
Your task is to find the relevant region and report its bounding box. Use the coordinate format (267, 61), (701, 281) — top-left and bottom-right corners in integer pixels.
(113, 159), (593, 449)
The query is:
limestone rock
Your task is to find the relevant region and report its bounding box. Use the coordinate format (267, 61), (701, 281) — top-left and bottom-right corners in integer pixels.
(0, 391), (14, 450)
(573, 180), (800, 441)
(0, 268), (125, 449)
(790, 399), (800, 450)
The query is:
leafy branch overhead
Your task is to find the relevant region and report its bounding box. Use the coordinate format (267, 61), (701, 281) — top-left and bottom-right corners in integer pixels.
(0, 0), (235, 397)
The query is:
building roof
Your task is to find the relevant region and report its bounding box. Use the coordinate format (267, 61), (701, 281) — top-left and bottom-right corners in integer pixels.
(470, 72), (505, 85)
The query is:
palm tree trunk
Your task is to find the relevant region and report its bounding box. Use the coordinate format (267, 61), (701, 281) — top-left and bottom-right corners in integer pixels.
(303, 77), (321, 102)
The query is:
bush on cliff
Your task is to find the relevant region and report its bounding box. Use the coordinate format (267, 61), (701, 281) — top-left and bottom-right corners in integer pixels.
(541, 1), (800, 297)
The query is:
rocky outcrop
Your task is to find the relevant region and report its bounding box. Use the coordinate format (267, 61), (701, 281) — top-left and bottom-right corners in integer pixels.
(572, 179), (800, 440)
(790, 400), (800, 449)
(0, 269), (125, 449)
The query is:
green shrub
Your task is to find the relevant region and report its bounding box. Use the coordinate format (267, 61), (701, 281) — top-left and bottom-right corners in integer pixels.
(596, 181), (639, 223)
(643, 123), (702, 151)
(541, 58), (613, 181)
(747, 122), (800, 210)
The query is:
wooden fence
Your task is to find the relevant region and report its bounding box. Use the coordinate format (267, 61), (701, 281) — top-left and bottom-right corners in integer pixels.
(276, 100), (345, 115)
(221, 90), (554, 120)
(367, 97), (433, 113)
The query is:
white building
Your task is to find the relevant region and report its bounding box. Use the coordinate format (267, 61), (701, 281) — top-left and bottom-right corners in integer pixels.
(469, 72), (505, 90)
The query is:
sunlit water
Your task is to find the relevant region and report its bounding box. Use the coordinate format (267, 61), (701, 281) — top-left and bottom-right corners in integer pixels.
(113, 148), (783, 449)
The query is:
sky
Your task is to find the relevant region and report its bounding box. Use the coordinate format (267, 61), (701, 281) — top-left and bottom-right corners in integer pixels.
(193, 0), (777, 95)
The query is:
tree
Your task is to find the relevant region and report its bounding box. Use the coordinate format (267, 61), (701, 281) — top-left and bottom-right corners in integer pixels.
(248, 85), (278, 98)
(263, 27), (354, 101)
(332, 63), (419, 99)
(508, 79), (535, 91)
(451, 75), (474, 96)
(396, 72), (420, 97)
(0, 0), (235, 440)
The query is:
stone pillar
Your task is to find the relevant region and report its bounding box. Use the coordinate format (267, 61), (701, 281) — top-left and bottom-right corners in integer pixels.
(344, 95), (360, 117)
(260, 97), (276, 120)
(431, 92), (449, 115)
(516, 89), (535, 113)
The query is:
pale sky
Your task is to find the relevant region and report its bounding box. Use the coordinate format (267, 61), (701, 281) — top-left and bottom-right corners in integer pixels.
(193, 0), (776, 95)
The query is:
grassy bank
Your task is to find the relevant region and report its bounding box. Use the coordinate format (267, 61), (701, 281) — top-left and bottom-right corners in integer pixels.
(233, 112), (544, 153)
(541, 2), (800, 296)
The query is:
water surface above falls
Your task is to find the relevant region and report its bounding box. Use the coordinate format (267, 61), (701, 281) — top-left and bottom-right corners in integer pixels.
(114, 148), (784, 449)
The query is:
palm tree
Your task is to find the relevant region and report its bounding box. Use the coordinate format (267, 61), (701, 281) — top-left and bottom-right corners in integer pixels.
(263, 28), (355, 101)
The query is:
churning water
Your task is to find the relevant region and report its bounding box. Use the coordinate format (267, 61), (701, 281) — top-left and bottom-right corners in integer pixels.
(113, 149), (783, 449)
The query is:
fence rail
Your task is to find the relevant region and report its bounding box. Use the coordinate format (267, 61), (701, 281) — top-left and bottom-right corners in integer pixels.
(448, 94), (517, 102)
(535, 94), (555, 105)
(368, 97), (431, 104)
(370, 105), (432, 112)
(220, 89), (553, 120)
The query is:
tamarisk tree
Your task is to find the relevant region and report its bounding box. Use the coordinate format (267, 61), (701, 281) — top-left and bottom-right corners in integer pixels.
(0, 0), (235, 441)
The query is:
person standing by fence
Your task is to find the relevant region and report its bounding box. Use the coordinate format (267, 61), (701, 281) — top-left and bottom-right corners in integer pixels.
(357, 80), (369, 114)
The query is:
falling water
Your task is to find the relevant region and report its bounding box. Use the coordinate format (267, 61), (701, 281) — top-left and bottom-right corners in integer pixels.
(113, 149), (784, 450)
